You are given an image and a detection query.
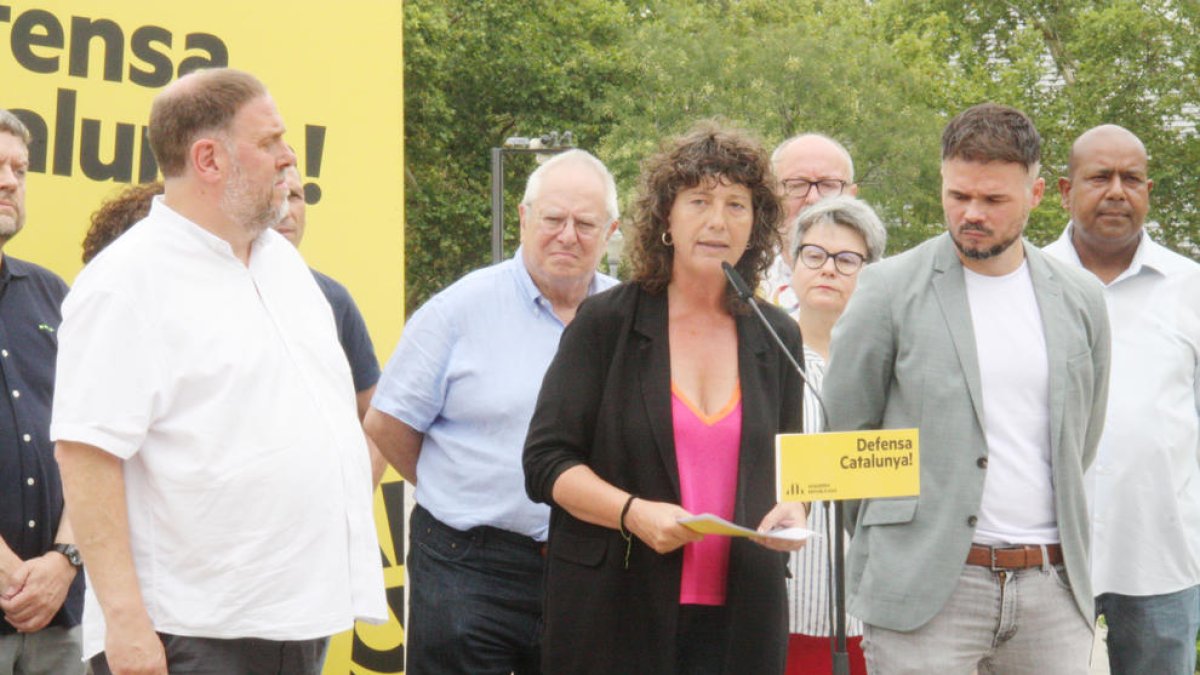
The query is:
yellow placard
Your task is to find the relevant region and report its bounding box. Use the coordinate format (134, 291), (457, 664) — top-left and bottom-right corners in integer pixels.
(776, 429), (921, 501)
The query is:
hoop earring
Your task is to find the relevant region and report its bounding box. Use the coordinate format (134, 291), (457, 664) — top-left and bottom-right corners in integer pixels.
(661, 231), (674, 247)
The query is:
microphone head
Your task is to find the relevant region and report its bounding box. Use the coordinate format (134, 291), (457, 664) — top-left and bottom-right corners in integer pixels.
(721, 261), (754, 302)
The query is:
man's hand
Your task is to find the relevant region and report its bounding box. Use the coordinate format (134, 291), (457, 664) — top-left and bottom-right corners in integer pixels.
(104, 613), (168, 675)
(0, 552), (76, 632)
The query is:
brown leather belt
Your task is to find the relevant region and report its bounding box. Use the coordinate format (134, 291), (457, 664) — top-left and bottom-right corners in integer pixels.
(966, 544), (1063, 570)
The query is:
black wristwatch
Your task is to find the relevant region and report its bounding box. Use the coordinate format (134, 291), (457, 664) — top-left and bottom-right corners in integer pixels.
(52, 543), (83, 568)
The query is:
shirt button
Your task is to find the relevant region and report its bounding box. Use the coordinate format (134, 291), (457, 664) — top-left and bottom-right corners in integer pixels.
(26, 477), (35, 486)
(1, 349), (7, 357)
(977, 457), (988, 469)
(22, 434), (30, 442)
(967, 515), (978, 527)
(11, 390), (19, 398)
(27, 520), (35, 528)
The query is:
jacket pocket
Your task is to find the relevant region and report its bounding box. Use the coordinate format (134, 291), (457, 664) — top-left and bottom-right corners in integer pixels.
(551, 528), (608, 568)
(860, 498), (918, 526)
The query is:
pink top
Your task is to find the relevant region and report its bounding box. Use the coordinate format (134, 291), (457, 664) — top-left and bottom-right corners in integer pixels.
(672, 382), (742, 606)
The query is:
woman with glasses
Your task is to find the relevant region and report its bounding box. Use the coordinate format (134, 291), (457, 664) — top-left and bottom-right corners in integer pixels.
(785, 195), (887, 675)
(524, 121), (809, 674)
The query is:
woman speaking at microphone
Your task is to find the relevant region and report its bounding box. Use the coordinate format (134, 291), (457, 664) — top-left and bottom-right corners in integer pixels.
(524, 120), (808, 675)
(783, 196), (887, 675)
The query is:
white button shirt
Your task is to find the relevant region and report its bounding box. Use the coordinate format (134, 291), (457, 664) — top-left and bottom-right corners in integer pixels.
(51, 198), (386, 658)
(1045, 225), (1200, 596)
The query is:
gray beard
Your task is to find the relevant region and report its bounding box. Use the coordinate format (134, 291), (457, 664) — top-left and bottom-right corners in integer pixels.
(0, 213), (23, 243)
(244, 197), (288, 236)
(222, 172), (285, 236)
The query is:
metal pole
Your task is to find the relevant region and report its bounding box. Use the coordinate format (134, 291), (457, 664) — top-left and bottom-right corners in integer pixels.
(490, 147), (505, 264)
(490, 138), (573, 264)
(833, 502), (849, 675)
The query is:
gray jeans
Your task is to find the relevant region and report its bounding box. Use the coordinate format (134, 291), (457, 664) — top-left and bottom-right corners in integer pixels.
(863, 563), (1093, 675)
(0, 626), (84, 675)
(89, 633), (328, 675)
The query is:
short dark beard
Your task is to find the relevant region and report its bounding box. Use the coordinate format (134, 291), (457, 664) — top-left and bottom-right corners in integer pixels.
(951, 230), (1019, 260)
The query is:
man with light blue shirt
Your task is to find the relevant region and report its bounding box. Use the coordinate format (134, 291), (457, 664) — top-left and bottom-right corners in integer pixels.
(1045, 124), (1200, 675)
(365, 149), (619, 675)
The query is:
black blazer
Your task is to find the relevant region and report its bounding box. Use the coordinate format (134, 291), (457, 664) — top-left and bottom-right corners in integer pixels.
(524, 283), (804, 674)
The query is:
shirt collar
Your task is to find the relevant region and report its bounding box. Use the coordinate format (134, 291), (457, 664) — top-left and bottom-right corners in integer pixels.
(511, 245), (607, 319)
(0, 254), (31, 280)
(1062, 221), (1169, 285)
(149, 196), (280, 262)
(511, 246), (544, 307)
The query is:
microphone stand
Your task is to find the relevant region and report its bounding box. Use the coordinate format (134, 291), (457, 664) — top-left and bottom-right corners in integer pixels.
(722, 262), (850, 675)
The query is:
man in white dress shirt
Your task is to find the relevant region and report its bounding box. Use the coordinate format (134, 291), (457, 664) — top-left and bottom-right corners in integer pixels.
(1045, 124), (1200, 675)
(52, 68), (386, 675)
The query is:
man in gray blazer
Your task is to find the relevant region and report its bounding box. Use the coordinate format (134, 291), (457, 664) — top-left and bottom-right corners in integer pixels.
(822, 103), (1110, 674)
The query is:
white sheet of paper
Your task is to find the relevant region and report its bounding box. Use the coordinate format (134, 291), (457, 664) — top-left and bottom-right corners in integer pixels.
(677, 513), (817, 541)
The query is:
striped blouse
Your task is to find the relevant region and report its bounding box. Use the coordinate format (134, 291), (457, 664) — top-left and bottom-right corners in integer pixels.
(787, 345), (865, 637)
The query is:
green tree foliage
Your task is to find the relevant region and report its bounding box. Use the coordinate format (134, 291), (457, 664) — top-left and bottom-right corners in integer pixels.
(872, 0), (1200, 252)
(404, 0), (1199, 307)
(597, 0), (946, 254)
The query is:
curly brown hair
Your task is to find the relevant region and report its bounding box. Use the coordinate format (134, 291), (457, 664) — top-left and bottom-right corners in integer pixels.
(82, 181), (164, 263)
(625, 120), (782, 312)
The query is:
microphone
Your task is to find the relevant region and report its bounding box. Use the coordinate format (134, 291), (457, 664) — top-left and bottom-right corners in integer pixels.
(722, 261), (851, 675)
(720, 261), (826, 424)
(722, 260), (757, 301)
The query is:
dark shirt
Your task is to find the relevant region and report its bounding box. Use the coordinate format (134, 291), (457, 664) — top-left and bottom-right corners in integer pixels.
(0, 255), (82, 633)
(311, 269), (380, 393)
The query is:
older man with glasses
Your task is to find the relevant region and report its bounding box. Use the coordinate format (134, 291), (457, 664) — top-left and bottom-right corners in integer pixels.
(365, 149), (619, 675)
(761, 134), (858, 313)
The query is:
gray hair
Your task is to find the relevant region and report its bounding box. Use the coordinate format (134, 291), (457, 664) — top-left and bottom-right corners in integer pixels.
(521, 149), (619, 223)
(790, 195), (886, 263)
(770, 133), (855, 183)
(0, 109), (31, 145)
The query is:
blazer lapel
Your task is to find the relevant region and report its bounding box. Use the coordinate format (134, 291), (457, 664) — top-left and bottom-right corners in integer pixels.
(634, 289), (681, 498)
(735, 309), (772, 521)
(1025, 246), (1067, 459)
(930, 234), (988, 434)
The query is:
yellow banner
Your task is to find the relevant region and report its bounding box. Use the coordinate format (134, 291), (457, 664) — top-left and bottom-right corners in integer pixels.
(2, 2), (406, 673)
(776, 429), (921, 502)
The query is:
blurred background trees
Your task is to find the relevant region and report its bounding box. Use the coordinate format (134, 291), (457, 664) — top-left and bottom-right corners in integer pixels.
(404, 0), (1199, 311)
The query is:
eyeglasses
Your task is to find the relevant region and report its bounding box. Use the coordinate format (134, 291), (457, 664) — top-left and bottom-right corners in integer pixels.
(781, 178), (847, 200)
(535, 213), (603, 240)
(796, 244), (865, 275)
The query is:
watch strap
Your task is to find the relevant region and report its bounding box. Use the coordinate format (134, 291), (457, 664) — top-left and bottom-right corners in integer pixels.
(52, 543), (83, 568)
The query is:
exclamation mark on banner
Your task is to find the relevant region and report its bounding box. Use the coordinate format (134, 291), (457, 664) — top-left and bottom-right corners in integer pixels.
(303, 124), (326, 204)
